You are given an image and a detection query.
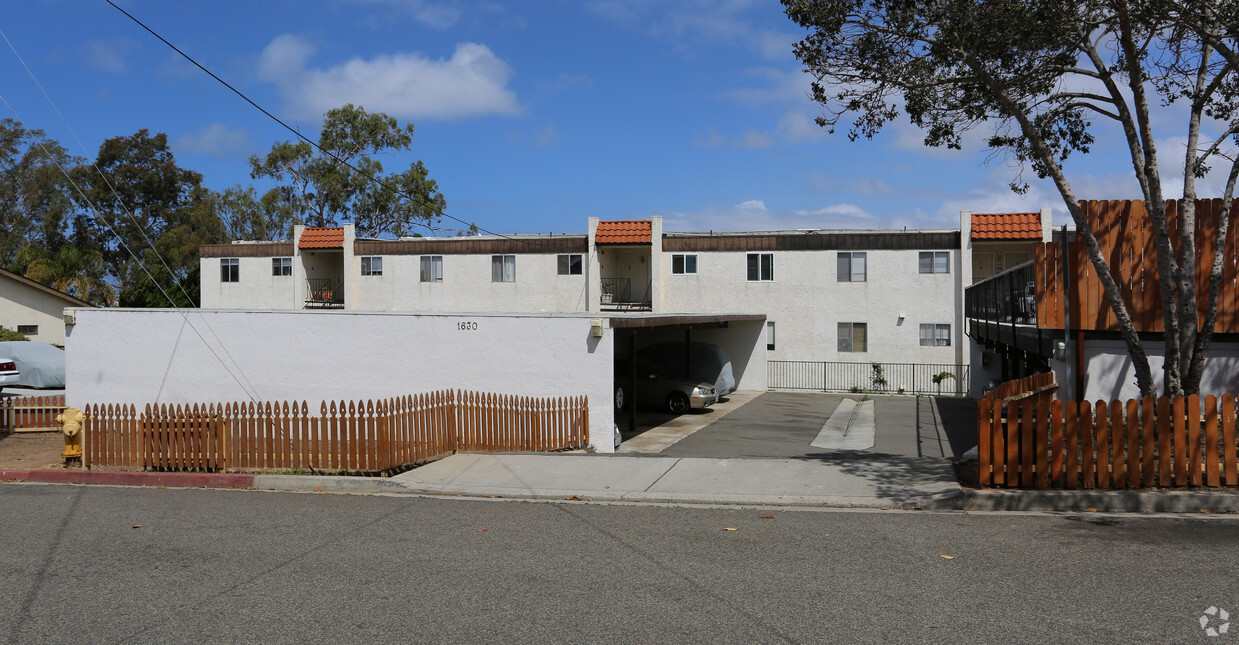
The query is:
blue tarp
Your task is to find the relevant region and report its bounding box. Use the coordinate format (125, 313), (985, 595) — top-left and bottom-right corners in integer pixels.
(0, 341), (65, 388)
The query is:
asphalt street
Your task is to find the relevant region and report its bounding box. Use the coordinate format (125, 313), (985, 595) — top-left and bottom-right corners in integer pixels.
(3, 484), (1238, 644)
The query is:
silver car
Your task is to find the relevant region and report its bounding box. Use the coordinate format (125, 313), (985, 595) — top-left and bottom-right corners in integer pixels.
(0, 358), (18, 395)
(615, 363), (717, 414)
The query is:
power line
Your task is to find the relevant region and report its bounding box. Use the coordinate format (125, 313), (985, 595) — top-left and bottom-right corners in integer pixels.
(106, 0), (564, 250)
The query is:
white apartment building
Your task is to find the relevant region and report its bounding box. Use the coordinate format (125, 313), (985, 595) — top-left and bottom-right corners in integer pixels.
(200, 216), (982, 394)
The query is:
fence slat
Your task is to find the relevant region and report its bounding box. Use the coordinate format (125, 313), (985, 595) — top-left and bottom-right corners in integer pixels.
(1225, 393), (1238, 486)
(1206, 395), (1220, 487)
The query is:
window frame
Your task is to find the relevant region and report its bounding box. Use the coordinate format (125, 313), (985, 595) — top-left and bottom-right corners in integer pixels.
(556, 253), (583, 276)
(837, 252), (866, 282)
(766, 321), (776, 351)
(918, 251), (950, 274)
(361, 256), (383, 276)
(919, 323), (951, 346)
(272, 257), (292, 277)
(746, 252), (774, 282)
(16, 324), (37, 335)
(672, 253), (699, 275)
(837, 322), (868, 353)
(220, 258), (239, 283)
(420, 255), (443, 282)
(491, 254), (516, 283)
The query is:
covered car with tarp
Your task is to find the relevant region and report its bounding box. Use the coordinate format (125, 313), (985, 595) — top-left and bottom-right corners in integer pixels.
(0, 341), (64, 389)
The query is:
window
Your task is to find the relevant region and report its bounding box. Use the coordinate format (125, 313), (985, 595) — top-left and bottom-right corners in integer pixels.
(272, 257), (292, 276)
(919, 251), (950, 274)
(837, 252), (866, 282)
(766, 321), (776, 351)
(361, 256), (383, 276)
(746, 253), (774, 281)
(920, 323), (951, 346)
(420, 255), (443, 282)
(672, 253), (698, 275)
(16, 325), (37, 335)
(838, 322), (867, 352)
(491, 255), (516, 282)
(220, 258), (239, 283)
(557, 254), (582, 275)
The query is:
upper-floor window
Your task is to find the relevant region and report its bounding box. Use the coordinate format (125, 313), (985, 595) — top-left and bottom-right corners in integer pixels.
(557, 254), (582, 275)
(919, 251), (950, 274)
(920, 323), (951, 346)
(672, 253), (698, 275)
(747, 253), (774, 282)
(837, 252), (866, 282)
(838, 322), (867, 352)
(272, 257), (292, 276)
(492, 255), (516, 282)
(220, 258), (239, 283)
(421, 255), (443, 282)
(361, 256), (383, 276)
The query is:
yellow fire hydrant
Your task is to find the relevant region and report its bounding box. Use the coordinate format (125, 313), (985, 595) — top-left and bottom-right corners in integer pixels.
(57, 408), (85, 466)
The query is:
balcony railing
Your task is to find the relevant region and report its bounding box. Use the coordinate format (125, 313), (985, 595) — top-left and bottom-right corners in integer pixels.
(965, 261), (1036, 325)
(305, 278), (344, 308)
(601, 278), (651, 310)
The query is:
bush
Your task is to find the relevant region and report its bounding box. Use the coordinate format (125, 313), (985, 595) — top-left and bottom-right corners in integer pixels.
(0, 326), (29, 341)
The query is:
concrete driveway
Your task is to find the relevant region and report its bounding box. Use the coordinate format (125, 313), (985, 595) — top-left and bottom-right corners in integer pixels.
(634, 391), (976, 459)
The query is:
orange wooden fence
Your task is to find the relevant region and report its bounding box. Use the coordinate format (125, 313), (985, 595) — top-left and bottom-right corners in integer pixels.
(979, 378), (1239, 488)
(1035, 198), (1239, 332)
(1, 394), (67, 433)
(82, 390), (589, 473)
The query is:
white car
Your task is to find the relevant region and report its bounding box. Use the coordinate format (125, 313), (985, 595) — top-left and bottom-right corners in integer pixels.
(0, 358), (18, 395)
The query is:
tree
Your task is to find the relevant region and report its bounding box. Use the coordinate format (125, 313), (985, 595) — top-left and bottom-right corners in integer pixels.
(16, 244), (116, 307)
(783, 0), (1239, 398)
(250, 104), (446, 238)
(70, 130), (223, 301)
(213, 185), (295, 242)
(0, 119), (80, 270)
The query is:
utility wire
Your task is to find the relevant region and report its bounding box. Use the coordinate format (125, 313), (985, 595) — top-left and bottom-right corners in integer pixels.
(106, 0), (566, 249)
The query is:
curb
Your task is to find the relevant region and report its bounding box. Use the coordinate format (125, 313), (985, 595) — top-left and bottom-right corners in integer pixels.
(951, 489), (1239, 513)
(0, 469), (255, 489)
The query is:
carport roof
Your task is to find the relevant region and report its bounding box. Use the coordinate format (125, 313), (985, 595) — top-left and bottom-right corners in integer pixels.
(607, 313), (766, 328)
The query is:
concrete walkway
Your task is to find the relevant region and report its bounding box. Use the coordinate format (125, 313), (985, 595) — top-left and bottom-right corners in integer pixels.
(387, 453), (961, 508)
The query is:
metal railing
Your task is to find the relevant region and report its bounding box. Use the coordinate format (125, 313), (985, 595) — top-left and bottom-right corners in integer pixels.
(768, 361), (969, 396)
(600, 278), (652, 310)
(305, 278), (344, 307)
(965, 261), (1037, 325)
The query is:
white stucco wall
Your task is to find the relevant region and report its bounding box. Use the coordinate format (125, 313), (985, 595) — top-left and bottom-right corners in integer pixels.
(1053, 338), (1239, 402)
(0, 276), (78, 345)
(660, 248), (964, 368)
(349, 253), (591, 313)
(65, 309), (617, 452)
(199, 256), (300, 309)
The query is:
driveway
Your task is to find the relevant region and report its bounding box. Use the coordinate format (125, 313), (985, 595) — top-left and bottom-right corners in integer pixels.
(654, 391), (976, 459)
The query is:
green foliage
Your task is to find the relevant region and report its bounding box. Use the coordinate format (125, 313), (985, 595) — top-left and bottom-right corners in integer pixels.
(870, 362), (887, 390)
(120, 260), (199, 308)
(17, 244), (116, 307)
(250, 104), (446, 238)
(0, 119), (81, 270)
(0, 326), (29, 341)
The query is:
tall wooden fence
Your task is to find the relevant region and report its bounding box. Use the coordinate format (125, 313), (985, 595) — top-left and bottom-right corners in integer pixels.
(83, 390), (589, 474)
(978, 376), (1239, 488)
(1, 394), (67, 433)
(1035, 198), (1239, 332)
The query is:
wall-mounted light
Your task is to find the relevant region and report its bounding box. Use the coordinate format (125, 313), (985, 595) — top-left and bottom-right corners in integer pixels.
(898, 312), (906, 319)
(590, 319), (604, 338)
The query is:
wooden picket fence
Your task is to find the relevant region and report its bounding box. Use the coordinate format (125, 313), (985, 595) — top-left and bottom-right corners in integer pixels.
(978, 376), (1239, 488)
(82, 390), (589, 474)
(1, 394), (68, 433)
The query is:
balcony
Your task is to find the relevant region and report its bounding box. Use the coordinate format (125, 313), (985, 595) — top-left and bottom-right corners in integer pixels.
(600, 277), (651, 311)
(964, 261), (1053, 356)
(304, 278), (344, 308)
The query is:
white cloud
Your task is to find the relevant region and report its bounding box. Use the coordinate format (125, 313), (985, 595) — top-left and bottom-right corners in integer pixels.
(659, 200), (879, 232)
(694, 110), (824, 148)
(257, 35), (521, 121)
(82, 38), (136, 72)
(509, 125), (563, 148)
(346, 0), (461, 29)
(585, 0), (797, 61)
(172, 123), (254, 160)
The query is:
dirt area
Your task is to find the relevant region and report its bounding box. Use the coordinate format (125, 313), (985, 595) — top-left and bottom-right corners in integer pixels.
(0, 432), (69, 470)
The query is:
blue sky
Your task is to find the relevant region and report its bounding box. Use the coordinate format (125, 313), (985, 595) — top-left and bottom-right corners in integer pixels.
(0, 1), (1210, 238)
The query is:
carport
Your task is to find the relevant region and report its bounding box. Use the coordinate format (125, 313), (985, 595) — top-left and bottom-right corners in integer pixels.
(608, 313), (767, 438)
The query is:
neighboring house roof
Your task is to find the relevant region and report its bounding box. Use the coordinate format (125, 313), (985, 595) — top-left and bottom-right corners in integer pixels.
(971, 212), (1042, 240)
(0, 267), (94, 308)
(596, 220), (652, 244)
(299, 227), (345, 249)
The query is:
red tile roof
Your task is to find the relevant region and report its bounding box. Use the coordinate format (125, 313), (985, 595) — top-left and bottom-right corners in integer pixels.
(971, 212), (1042, 240)
(299, 226), (345, 249)
(596, 220), (652, 244)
